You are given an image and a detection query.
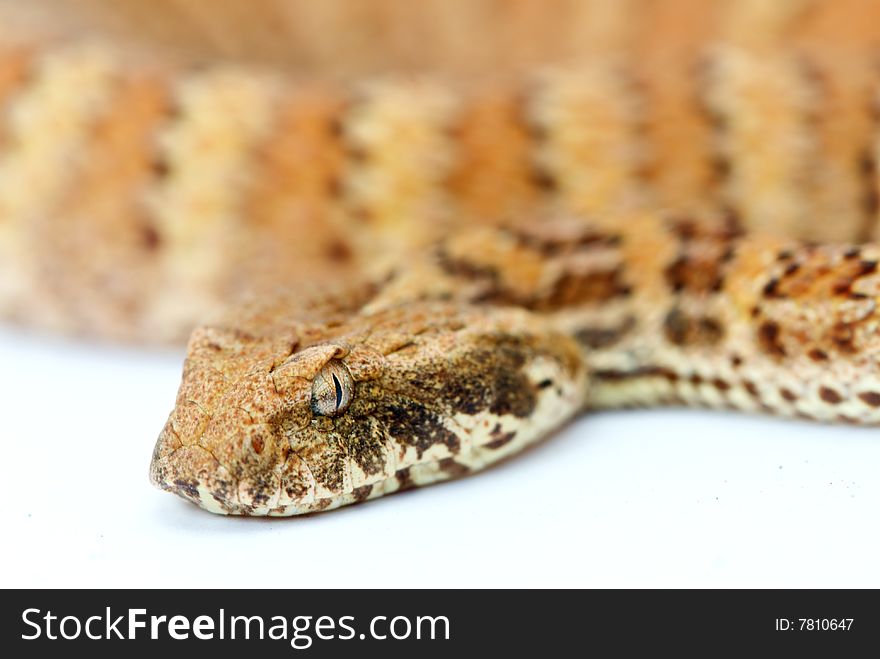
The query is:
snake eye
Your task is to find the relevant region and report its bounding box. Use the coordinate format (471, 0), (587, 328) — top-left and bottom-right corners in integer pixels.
(311, 360), (354, 417)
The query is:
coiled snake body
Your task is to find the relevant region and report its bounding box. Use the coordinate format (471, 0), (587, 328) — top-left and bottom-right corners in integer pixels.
(4, 1), (880, 515)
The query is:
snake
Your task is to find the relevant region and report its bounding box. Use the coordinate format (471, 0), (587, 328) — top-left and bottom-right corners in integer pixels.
(4, 0), (880, 515)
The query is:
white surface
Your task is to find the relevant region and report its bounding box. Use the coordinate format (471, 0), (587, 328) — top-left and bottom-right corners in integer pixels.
(2, 326), (880, 588)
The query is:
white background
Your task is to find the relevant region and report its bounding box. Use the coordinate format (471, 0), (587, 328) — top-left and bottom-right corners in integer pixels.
(2, 325), (880, 588)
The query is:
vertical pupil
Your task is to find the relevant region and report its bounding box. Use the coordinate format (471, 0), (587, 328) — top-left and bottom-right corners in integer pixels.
(332, 373), (343, 409)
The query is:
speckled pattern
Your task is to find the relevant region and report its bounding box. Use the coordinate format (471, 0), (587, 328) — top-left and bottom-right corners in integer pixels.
(150, 214), (880, 514)
(3, 33), (880, 342)
(4, 2), (880, 514)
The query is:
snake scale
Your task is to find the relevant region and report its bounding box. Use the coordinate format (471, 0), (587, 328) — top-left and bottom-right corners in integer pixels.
(5, 1), (880, 515)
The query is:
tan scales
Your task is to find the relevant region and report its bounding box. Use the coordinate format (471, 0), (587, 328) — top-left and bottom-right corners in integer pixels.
(1, 1), (880, 514)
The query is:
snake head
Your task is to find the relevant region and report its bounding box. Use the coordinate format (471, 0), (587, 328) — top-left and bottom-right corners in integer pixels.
(149, 300), (587, 516)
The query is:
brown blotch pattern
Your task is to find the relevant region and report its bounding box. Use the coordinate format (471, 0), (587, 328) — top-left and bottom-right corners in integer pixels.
(374, 400), (460, 459)
(574, 316), (636, 349)
(530, 165), (558, 192)
(594, 366), (679, 383)
(352, 484), (373, 503)
(440, 335), (541, 418)
(829, 322), (857, 354)
(819, 386), (843, 404)
(508, 226), (621, 257)
(808, 348), (828, 362)
(779, 387), (798, 403)
(743, 381), (760, 398)
(665, 254), (724, 294)
(858, 392), (880, 407)
(437, 457), (470, 478)
(762, 251), (877, 302)
(663, 308), (725, 347)
(531, 268), (631, 310)
(395, 467), (414, 491)
(756, 321), (786, 358)
(485, 430), (517, 450)
(711, 377), (731, 392)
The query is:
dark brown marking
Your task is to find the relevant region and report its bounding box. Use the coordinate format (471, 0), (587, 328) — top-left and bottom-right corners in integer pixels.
(859, 392), (880, 407)
(665, 255), (724, 294)
(251, 435), (265, 454)
(312, 498), (333, 512)
(757, 321), (786, 357)
(437, 458), (470, 478)
(530, 166), (558, 192)
(663, 309), (725, 347)
(743, 380), (760, 398)
(436, 248), (499, 282)
(337, 415), (390, 478)
(396, 467), (414, 491)
(832, 280), (852, 295)
(711, 155), (731, 180)
(860, 147), (880, 239)
(534, 268), (631, 310)
(808, 348), (829, 362)
(352, 484), (372, 503)
(858, 259), (878, 277)
(325, 240), (352, 263)
(173, 479), (199, 500)
(830, 322), (856, 354)
(819, 386), (843, 404)
(668, 217), (699, 242)
(140, 224), (161, 251)
(762, 277), (780, 298)
(699, 317), (725, 343)
(375, 402), (460, 458)
(711, 378), (731, 392)
(574, 316), (636, 349)
(508, 226), (621, 256)
(300, 441), (347, 494)
(151, 157), (171, 179)
(594, 366), (679, 383)
(779, 388), (797, 403)
(859, 391), (880, 407)
(663, 308), (689, 345)
(432, 335), (541, 418)
(486, 431), (517, 450)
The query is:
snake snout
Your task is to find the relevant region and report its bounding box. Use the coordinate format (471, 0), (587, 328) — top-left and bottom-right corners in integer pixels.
(149, 419), (242, 515)
(150, 390), (292, 515)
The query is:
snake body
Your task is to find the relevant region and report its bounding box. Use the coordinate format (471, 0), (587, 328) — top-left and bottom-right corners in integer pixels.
(148, 213), (880, 514)
(4, 2), (880, 514)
